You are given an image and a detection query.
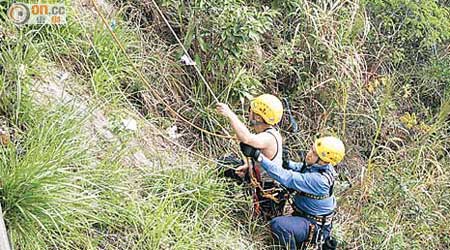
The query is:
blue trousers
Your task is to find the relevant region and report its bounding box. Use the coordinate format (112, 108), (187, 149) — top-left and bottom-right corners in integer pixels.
(271, 216), (331, 250)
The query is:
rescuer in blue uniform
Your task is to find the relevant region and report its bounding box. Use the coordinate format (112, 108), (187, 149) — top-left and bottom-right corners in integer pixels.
(240, 136), (345, 250)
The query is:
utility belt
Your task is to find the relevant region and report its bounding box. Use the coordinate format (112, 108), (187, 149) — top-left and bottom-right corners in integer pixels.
(292, 205), (334, 226)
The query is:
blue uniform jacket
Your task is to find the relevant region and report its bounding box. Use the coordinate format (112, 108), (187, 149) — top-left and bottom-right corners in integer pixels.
(259, 156), (336, 216)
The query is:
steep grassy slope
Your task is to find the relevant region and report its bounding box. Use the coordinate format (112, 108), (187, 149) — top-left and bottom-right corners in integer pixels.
(0, 0), (449, 249)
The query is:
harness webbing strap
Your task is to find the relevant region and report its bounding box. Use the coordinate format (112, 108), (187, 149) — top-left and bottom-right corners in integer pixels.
(247, 158), (281, 218)
(292, 206), (334, 226)
(296, 191), (330, 200)
(307, 223), (316, 243)
(246, 157), (262, 216)
(249, 159), (281, 203)
(295, 169), (335, 200)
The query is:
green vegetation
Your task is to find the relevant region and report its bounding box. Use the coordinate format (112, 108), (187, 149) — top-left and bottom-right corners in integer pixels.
(0, 0), (449, 249)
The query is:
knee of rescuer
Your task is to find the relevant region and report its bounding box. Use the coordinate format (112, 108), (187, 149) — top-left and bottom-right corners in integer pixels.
(270, 217), (284, 234)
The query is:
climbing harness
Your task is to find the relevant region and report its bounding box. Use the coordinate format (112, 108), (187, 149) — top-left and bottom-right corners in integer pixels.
(291, 166), (336, 250)
(292, 168), (335, 224)
(247, 157), (288, 219)
(294, 209), (336, 250)
(294, 168), (335, 200)
(248, 158), (282, 203)
(246, 128), (287, 219)
(246, 156), (262, 216)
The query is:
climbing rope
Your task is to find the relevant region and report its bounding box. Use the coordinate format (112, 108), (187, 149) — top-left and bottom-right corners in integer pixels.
(91, 0), (232, 140)
(149, 0), (219, 103)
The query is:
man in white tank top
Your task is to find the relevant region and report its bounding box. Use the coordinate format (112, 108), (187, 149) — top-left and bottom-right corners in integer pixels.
(217, 94), (285, 219)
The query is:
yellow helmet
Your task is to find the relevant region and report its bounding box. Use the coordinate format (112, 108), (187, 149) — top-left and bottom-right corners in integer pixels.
(250, 94), (283, 125)
(314, 136), (345, 166)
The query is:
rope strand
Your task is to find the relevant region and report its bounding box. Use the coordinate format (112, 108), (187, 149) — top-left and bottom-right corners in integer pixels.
(91, 0), (233, 140)
(150, 0), (219, 103)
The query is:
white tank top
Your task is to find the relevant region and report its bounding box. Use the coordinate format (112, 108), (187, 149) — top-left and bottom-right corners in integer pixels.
(256, 127), (283, 182)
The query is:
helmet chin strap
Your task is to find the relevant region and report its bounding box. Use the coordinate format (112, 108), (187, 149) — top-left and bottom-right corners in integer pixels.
(314, 158), (321, 165)
(306, 157), (321, 166)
